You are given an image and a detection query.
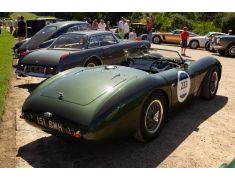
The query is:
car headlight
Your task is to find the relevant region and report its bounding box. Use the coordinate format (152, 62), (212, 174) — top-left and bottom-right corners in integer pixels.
(216, 38), (220, 44)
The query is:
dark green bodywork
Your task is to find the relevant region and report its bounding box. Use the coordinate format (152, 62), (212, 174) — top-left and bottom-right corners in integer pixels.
(220, 159), (235, 168)
(22, 56), (222, 140)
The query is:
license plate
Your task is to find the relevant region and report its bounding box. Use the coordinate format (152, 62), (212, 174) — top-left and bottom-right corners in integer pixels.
(27, 65), (45, 73)
(35, 116), (76, 135)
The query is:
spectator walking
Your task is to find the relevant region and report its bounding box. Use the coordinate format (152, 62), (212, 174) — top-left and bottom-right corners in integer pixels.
(118, 17), (124, 39)
(146, 16), (153, 43)
(8, 19), (14, 34)
(17, 16), (26, 41)
(98, 19), (106, 31)
(0, 18), (2, 34)
(180, 26), (189, 56)
(129, 28), (137, 40)
(123, 19), (130, 39)
(91, 19), (98, 30)
(106, 21), (111, 31)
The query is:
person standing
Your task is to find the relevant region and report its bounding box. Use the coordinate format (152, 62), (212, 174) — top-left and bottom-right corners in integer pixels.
(146, 16), (153, 43)
(106, 21), (111, 31)
(8, 19), (14, 34)
(129, 28), (137, 40)
(180, 27), (189, 56)
(118, 17), (124, 39)
(0, 18), (2, 34)
(17, 16), (26, 41)
(98, 19), (106, 31)
(123, 19), (130, 39)
(91, 19), (98, 30)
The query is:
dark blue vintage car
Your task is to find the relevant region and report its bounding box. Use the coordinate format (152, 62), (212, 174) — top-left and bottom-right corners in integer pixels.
(16, 31), (150, 78)
(13, 21), (91, 56)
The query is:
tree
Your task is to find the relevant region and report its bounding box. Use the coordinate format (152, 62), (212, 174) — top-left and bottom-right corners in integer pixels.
(221, 14), (235, 34)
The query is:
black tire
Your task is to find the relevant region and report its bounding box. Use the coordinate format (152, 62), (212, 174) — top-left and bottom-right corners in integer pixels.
(152, 35), (161, 44)
(135, 91), (167, 142)
(201, 66), (220, 100)
(218, 50), (225, 56)
(225, 43), (235, 57)
(85, 58), (98, 67)
(189, 40), (199, 49)
(205, 42), (210, 51)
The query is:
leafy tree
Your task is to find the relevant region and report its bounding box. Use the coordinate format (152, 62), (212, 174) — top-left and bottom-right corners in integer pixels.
(221, 14), (235, 34)
(170, 14), (192, 30)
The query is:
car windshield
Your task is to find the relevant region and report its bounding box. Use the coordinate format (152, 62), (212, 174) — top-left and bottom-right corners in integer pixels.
(127, 48), (182, 63)
(39, 26), (57, 34)
(50, 34), (88, 50)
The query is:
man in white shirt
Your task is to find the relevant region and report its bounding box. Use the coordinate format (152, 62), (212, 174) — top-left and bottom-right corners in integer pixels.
(123, 19), (130, 39)
(129, 28), (137, 40)
(98, 19), (106, 31)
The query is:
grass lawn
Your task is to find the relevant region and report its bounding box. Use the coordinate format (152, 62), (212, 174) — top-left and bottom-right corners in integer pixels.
(10, 12), (53, 21)
(0, 29), (15, 119)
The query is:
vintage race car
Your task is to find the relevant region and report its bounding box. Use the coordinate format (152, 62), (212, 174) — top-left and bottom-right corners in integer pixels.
(16, 31), (150, 78)
(188, 32), (226, 49)
(21, 48), (222, 142)
(152, 29), (198, 44)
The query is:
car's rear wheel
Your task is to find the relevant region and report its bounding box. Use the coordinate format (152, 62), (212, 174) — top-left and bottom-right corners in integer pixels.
(201, 66), (220, 100)
(152, 35), (161, 44)
(218, 50), (225, 56)
(135, 91), (167, 142)
(85, 58), (98, 67)
(189, 40), (199, 49)
(225, 43), (235, 57)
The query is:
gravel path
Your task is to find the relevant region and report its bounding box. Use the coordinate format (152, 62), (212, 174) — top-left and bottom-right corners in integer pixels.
(0, 44), (234, 167)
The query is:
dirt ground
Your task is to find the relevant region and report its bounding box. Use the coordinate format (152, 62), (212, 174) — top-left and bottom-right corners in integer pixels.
(0, 44), (234, 168)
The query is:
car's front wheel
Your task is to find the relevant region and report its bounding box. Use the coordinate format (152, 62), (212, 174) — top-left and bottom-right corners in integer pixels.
(225, 43), (235, 57)
(201, 66), (220, 100)
(135, 91), (167, 142)
(189, 40), (199, 49)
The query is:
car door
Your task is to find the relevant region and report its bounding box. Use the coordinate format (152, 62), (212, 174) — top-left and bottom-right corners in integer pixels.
(97, 34), (125, 65)
(160, 65), (196, 107)
(170, 30), (182, 43)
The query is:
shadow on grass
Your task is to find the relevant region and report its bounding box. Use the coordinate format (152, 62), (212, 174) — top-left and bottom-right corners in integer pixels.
(17, 95), (228, 167)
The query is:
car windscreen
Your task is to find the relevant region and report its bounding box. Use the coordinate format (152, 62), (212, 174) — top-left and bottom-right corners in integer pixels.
(38, 25), (57, 34)
(50, 34), (88, 50)
(128, 49), (182, 63)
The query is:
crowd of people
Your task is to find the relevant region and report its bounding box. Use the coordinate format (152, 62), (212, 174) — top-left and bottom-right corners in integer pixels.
(87, 16), (154, 42)
(0, 15), (26, 39)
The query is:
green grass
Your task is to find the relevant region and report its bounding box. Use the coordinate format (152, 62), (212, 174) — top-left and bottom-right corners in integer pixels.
(10, 12), (53, 21)
(0, 29), (15, 120)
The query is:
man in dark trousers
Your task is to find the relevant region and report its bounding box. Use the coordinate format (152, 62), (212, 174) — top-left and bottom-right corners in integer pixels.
(180, 27), (189, 56)
(17, 16), (26, 41)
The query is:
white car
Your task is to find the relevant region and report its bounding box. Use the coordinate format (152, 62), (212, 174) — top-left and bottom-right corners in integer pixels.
(188, 32), (226, 49)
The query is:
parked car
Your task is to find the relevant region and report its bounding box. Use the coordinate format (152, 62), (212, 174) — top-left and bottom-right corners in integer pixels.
(212, 35), (235, 56)
(13, 21), (91, 57)
(188, 32), (226, 49)
(26, 18), (64, 38)
(20, 48), (221, 142)
(16, 31), (150, 78)
(152, 29), (198, 44)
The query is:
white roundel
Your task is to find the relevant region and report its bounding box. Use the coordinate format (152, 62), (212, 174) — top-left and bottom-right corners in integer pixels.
(177, 71), (190, 103)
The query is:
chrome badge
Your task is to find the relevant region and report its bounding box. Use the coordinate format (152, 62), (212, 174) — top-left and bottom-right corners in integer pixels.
(58, 92), (64, 100)
(44, 112), (52, 118)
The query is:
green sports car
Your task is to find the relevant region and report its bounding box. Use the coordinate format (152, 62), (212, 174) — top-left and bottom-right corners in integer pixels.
(21, 49), (222, 142)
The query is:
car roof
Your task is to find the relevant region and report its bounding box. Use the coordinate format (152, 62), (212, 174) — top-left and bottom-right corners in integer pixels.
(65, 30), (112, 36)
(47, 21), (88, 28)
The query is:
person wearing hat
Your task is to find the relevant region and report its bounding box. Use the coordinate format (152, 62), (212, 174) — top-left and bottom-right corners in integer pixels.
(180, 27), (189, 56)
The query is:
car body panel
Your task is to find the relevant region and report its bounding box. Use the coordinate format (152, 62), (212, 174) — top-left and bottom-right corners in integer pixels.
(22, 49), (222, 141)
(153, 30), (198, 44)
(17, 31), (150, 78)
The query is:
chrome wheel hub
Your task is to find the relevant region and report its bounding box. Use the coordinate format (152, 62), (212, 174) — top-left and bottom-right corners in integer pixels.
(229, 46), (235, 55)
(145, 99), (163, 134)
(210, 71), (218, 94)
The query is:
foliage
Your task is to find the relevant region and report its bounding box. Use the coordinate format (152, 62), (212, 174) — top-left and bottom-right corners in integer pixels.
(0, 29), (15, 119)
(221, 13), (235, 34)
(10, 12), (53, 21)
(170, 14), (192, 30)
